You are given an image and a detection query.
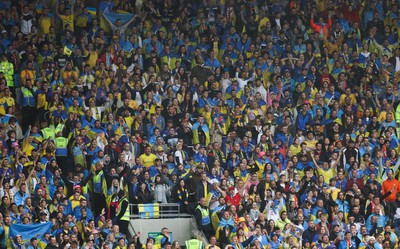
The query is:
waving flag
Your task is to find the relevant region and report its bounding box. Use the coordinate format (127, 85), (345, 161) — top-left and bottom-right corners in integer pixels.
(103, 9), (135, 25)
(10, 222), (53, 242)
(101, 8), (135, 33)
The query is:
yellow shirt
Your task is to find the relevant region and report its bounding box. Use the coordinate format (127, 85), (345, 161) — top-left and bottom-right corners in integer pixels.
(40, 16), (53, 34)
(4, 96), (14, 108)
(258, 17), (270, 32)
(75, 15), (89, 28)
(0, 97), (6, 115)
(289, 144), (301, 156)
(22, 137), (35, 157)
(128, 99), (139, 110)
(67, 106), (84, 116)
(206, 246), (221, 249)
(255, 161), (265, 179)
(317, 167), (335, 185)
(5, 225), (10, 248)
(59, 14), (74, 31)
(62, 70), (79, 82)
(378, 111), (393, 122)
(327, 187), (341, 201)
(203, 111), (212, 126)
(20, 69), (36, 86)
(86, 51), (98, 68)
(69, 195), (86, 210)
(339, 93), (357, 106)
(37, 92), (48, 109)
(304, 139), (317, 150)
(233, 169), (249, 182)
(139, 153), (158, 168)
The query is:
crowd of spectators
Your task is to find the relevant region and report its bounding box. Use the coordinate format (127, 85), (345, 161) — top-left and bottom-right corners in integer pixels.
(1, 0), (400, 248)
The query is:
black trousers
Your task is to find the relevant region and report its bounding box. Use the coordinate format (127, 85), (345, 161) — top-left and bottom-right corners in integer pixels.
(56, 156), (68, 173)
(92, 192), (106, 218)
(201, 224), (214, 240)
(37, 107), (47, 123)
(22, 106), (36, 132)
(117, 219), (129, 234)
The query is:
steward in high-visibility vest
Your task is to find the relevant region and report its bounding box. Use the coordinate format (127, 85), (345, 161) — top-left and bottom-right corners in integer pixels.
(0, 54), (14, 87)
(116, 190), (130, 233)
(194, 198), (214, 239)
(21, 85), (36, 108)
(395, 103), (400, 136)
(41, 126), (55, 140)
(185, 239), (203, 249)
(21, 80), (37, 132)
(54, 131), (68, 172)
(91, 161), (107, 218)
(54, 122), (65, 135)
(155, 228), (170, 248)
(55, 134), (68, 157)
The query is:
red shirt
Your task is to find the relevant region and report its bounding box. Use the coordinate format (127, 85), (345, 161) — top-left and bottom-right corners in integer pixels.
(225, 193), (241, 207)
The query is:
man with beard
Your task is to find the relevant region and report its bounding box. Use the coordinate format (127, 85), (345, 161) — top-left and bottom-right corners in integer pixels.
(338, 232), (357, 249)
(302, 220), (318, 247)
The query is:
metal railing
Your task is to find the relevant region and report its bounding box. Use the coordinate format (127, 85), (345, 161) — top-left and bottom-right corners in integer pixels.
(129, 203), (192, 219)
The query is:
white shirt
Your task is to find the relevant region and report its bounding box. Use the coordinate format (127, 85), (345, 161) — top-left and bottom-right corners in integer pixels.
(396, 57), (400, 72)
(0, 186), (17, 199)
(122, 150), (134, 166)
(275, 19), (281, 30)
(135, 92), (142, 105)
(254, 86), (267, 101)
(221, 78), (232, 96)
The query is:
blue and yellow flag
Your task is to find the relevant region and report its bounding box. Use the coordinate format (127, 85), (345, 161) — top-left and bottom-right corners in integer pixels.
(10, 222), (53, 243)
(138, 203), (160, 219)
(64, 46), (72, 56)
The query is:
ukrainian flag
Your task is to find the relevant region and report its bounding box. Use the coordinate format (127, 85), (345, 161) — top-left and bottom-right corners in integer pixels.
(64, 46), (72, 56)
(138, 203), (160, 218)
(211, 212), (220, 230)
(10, 222), (53, 243)
(87, 7), (97, 16)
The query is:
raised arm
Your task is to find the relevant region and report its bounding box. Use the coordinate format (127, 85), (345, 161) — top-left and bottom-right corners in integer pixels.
(309, 13), (318, 30)
(276, 196), (285, 213)
(121, 15), (137, 30)
(264, 199), (272, 215)
(331, 156), (339, 173)
(240, 7), (247, 25)
(55, 3), (61, 17)
(217, 185), (227, 198)
(71, 0), (77, 14)
(102, 11), (117, 30)
(26, 165), (35, 183)
(326, 14), (333, 29)
(310, 153), (321, 169)
(0, 170), (6, 188)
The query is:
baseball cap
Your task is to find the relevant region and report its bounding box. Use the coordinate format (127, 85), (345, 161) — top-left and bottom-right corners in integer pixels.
(73, 185), (81, 190)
